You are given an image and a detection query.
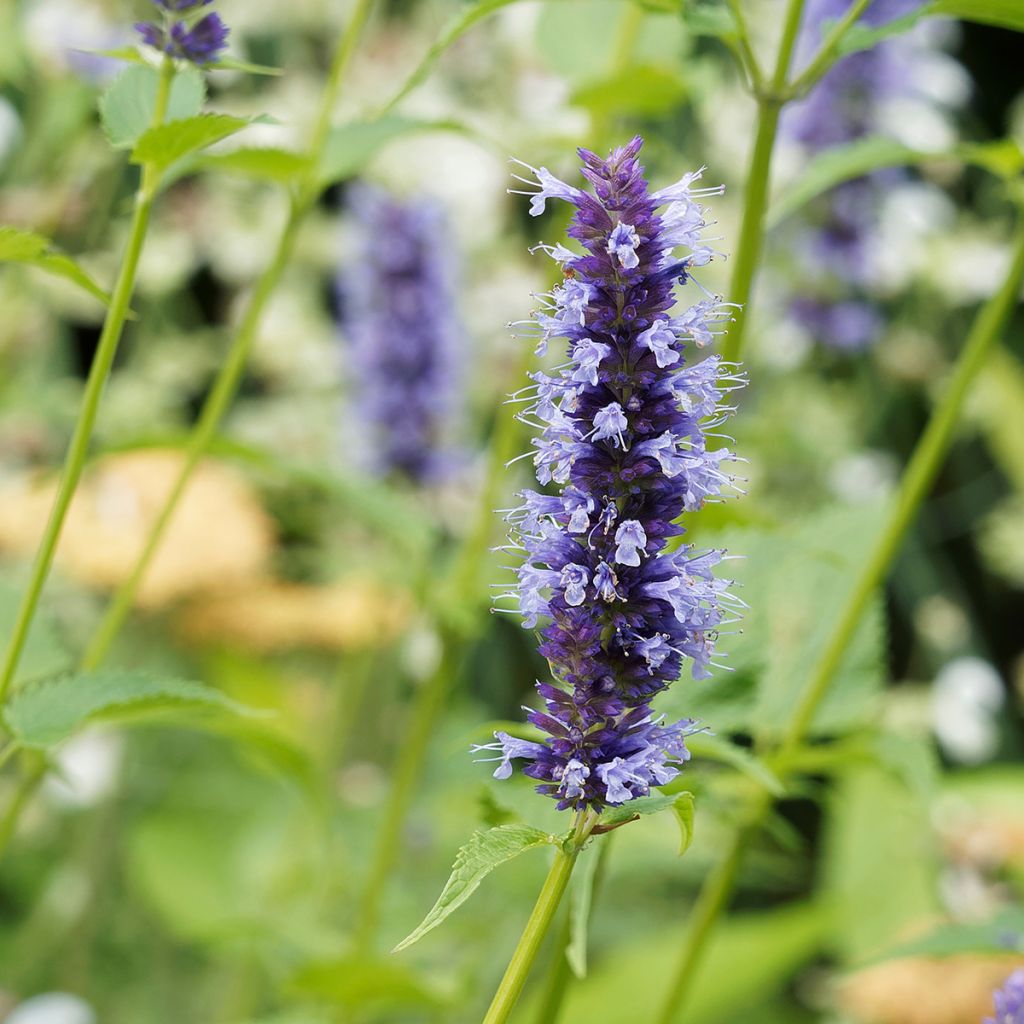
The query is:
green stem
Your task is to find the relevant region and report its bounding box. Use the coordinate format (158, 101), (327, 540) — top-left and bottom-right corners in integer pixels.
(533, 831), (614, 1024)
(785, 0), (872, 99)
(79, 0), (376, 670)
(655, 208), (1024, 1017)
(721, 0), (805, 365)
(0, 58), (176, 704)
(725, 0), (764, 92)
(354, 348), (530, 946)
(483, 818), (595, 1024)
(0, 755), (46, 864)
(653, 817), (754, 1024)
(781, 212), (1024, 750)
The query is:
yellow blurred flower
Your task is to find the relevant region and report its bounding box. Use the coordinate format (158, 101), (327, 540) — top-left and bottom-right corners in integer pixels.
(0, 450), (273, 607)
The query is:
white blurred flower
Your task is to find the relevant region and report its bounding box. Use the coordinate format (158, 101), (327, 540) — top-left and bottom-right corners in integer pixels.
(828, 450), (896, 505)
(931, 656), (1005, 764)
(6, 993), (96, 1024)
(45, 730), (122, 808)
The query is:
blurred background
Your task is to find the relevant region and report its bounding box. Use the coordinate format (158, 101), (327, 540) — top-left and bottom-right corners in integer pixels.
(0, 0), (1023, 1022)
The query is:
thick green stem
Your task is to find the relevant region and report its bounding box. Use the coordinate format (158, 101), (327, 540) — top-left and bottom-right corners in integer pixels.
(721, 0), (805, 364)
(80, 0), (376, 669)
(0, 58), (175, 704)
(656, 209), (1024, 1016)
(483, 818), (595, 1024)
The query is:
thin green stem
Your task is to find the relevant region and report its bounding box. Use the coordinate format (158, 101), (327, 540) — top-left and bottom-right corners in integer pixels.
(0, 742), (20, 773)
(725, 0), (764, 92)
(721, 0), (805, 365)
(781, 213), (1024, 750)
(653, 815), (757, 1024)
(0, 58), (176, 704)
(786, 0), (872, 99)
(0, 755), (46, 864)
(483, 817), (597, 1024)
(80, 1), (376, 670)
(655, 208), (1024, 1017)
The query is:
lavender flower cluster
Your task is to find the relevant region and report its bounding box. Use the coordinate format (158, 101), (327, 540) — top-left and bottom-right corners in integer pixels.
(135, 0), (228, 65)
(783, 0), (923, 351)
(987, 970), (1024, 1024)
(477, 137), (743, 812)
(340, 187), (463, 483)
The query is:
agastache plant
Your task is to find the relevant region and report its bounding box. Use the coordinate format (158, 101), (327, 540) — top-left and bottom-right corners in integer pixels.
(782, 0), (924, 351)
(340, 187), (463, 483)
(135, 0), (229, 65)
(477, 136), (744, 812)
(987, 971), (1024, 1024)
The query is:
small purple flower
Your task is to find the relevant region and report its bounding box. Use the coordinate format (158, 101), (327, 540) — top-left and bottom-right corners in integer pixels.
(481, 138), (744, 812)
(135, 0), (228, 65)
(986, 970), (1024, 1024)
(339, 187), (464, 484)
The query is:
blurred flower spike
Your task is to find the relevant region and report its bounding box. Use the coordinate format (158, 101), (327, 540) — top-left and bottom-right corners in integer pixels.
(986, 969), (1024, 1024)
(135, 0), (228, 65)
(339, 186), (464, 484)
(477, 137), (745, 812)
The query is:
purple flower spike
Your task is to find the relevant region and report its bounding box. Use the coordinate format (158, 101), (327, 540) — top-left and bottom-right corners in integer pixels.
(339, 187), (464, 484)
(135, 6), (229, 65)
(986, 970), (1024, 1024)
(482, 138), (745, 812)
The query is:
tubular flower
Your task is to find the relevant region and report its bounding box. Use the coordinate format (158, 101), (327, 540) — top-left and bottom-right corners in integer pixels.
(782, 0), (925, 351)
(135, 0), (228, 65)
(339, 187), (463, 483)
(986, 970), (1024, 1024)
(476, 137), (744, 812)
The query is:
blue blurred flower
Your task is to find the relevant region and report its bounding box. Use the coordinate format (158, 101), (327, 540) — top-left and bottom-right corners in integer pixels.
(339, 187), (464, 483)
(135, 0), (228, 65)
(986, 970), (1024, 1024)
(476, 138), (744, 812)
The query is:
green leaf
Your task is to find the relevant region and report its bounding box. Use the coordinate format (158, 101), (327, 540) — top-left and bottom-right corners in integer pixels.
(687, 733), (786, 796)
(131, 113), (262, 170)
(380, 0), (524, 115)
(99, 65), (206, 148)
(926, 0), (1024, 31)
(683, 1), (740, 40)
(570, 65), (688, 117)
(0, 226), (110, 305)
(209, 55), (283, 76)
(836, 10), (924, 55)
(193, 146), (311, 183)
(3, 671), (261, 749)
(866, 909), (1024, 964)
(565, 843), (601, 978)
(318, 117), (472, 188)
(289, 956), (445, 1011)
(392, 824), (555, 952)
(599, 791), (695, 854)
(769, 137), (1024, 228)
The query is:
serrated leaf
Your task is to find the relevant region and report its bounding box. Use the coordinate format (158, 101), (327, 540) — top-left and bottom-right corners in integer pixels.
(599, 791), (695, 854)
(867, 911), (1024, 964)
(3, 671), (260, 749)
(131, 113), (261, 170)
(194, 147), (311, 182)
(392, 825), (554, 952)
(318, 117), (471, 188)
(769, 137), (1024, 228)
(99, 65), (206, 148)
(566, 842), (601, 978)
(0, 226), (110, 305)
